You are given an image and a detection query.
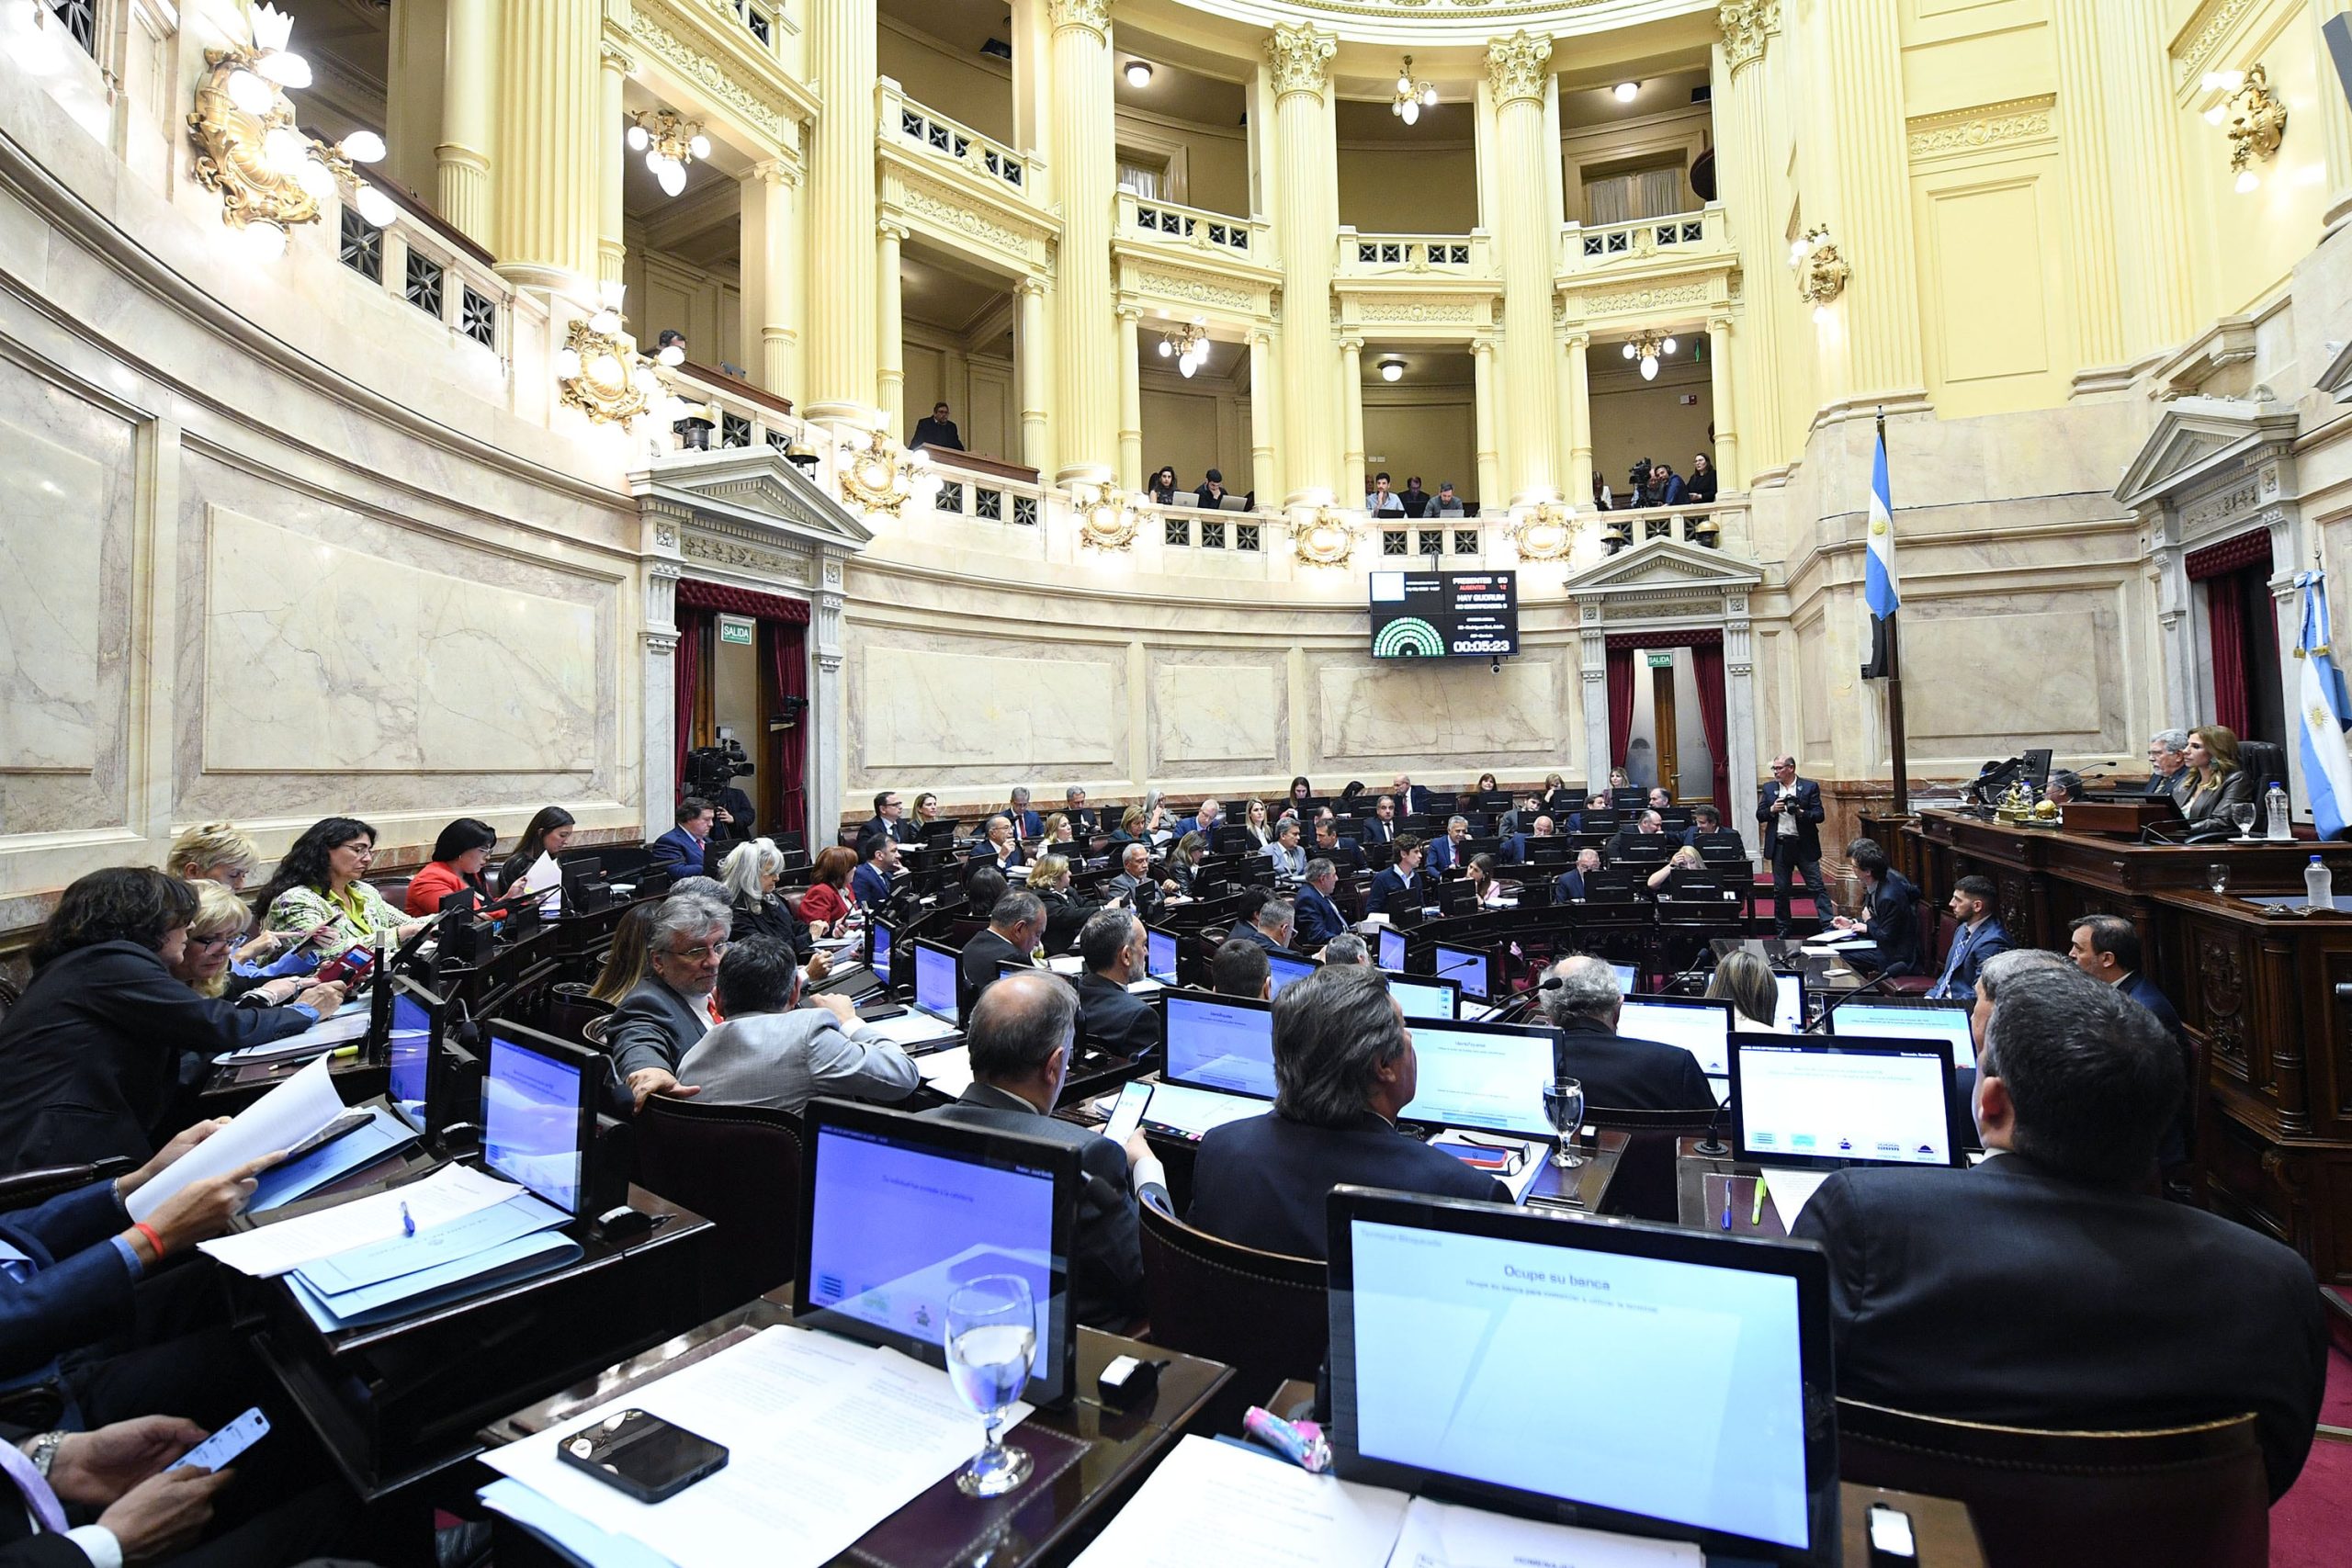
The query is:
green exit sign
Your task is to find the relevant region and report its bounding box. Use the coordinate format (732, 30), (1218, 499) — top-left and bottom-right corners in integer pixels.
(718, 615), (754, 647)
(1646, 651), (1674, 668)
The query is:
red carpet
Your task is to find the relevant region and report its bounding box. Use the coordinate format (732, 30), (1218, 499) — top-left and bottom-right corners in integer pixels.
(2269, 1347), (2352, 1567)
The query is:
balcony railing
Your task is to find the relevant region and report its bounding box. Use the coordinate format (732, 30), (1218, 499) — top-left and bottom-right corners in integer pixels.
(1560, 206), (1732, 274)
(1116, 192), (1267, 261)
(1595, 500), (1747, 556)
(1336, 230), (1491, 277)
(653, 363), (806, 458)
(881, 84), (1034, 199)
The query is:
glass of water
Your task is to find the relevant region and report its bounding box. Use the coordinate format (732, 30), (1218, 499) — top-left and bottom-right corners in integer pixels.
(2208, 863), (2230, 897)
(944, 1275), (1037, 1498)
(2228, 803), (2256, 840)
(1543, 1077), (1587, 1169)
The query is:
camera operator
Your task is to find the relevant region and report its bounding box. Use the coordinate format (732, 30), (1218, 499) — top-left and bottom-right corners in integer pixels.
(687, 740), (759, 846)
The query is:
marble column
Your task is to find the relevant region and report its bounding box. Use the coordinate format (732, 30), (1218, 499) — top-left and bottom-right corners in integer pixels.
(1562, 331), (1593, 506)
(1472, 336), (1499, 508)
(435, 0), (493, 246)
(596, 44), (628, 289)
(1706, 315), (1740, 491)
(1048, 0), (1119, 485)
(1266, 22), (1339, 505)
(804, 0), (878, 425)
(876, 220), (908, 438)
(492, 0), (602, 291)
(1249, 329), (1278, 502)
(1487, 32), (1562, 505)
(1116, 306), (1143, 491)
(2098, 0), (2198, 358)
(2312, 0), (2352, 231)
(1015, 278), (1050, 471)
(810, 552), (853, 845)
(1724, 592), (1760, 857)
(639, 541), (683, 831)
(1713, 12), (1786, 470)
(1814, 0), (1925, 404)
(740, 160), (798, 397)
(2047, 4), (2125, 370)
(1339, 335), (1365, 491)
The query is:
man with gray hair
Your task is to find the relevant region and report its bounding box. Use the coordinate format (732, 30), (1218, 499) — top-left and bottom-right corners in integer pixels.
(608, 892), (732, 1108)
(1062, 784), (1098, 838)
(1321, 932), (1371, 965)
(959, 890), (1046, 997)
(1234, 896), (1295, 953)
(1073, 908), (1160, 1059)
(1188, 964), (1506, 1259)
(2145, 729), (2191, 799)
(926, 971), (1167, 1326)
(1294, 858), (1347, 947)
(1794, 963), (2324, 1501)
(1965, 946), (2075, 1064)
(1004, 785), (1042, 839)
(1539, 954), (1714, 1111)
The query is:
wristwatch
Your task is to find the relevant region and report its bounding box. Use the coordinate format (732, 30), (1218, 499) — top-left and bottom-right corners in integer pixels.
(28, 1428), (65, 1477)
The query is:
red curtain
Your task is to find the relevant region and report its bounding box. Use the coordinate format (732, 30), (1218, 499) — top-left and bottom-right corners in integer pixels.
(2208, 580), (2249, 739)
(1607, 646), (1636, 766)
(769, 619), (808, 842)
(1692, 641), (1730, 809)
(674, 606), (709, 792)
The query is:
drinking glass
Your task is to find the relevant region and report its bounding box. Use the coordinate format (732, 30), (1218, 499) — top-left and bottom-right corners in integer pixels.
(944, 1275), (1037, 1498)
(1543, 1077), (1587, 1169)
(2228, 804), (2257, 840)
(2207, 863), (2230, 897)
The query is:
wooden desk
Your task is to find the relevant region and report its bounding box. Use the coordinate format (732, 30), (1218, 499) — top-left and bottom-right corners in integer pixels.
(1264, 1379), (1986, 1567)
(484, 1297), (1232, 1568)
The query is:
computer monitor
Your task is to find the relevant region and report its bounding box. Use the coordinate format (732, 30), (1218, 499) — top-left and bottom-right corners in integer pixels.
(1266, 949), (1317, 998)
(1328, 1189), (1837, 1565)
(1161, 990), (1278, 1100)
(1611, 961), (1639, 995)
(1397, 1019), (1564, 1141)
(1729, 1035), (1963, 1171)
(796, 1100), (1080, 1407)
(1145, 925), (1180, 985)
(1616, 996), (1736, 1078)
(386, 976), (440, 1133)
(1383, 969), (1460, 1021)
(911, 937), (960, 1026)
(481, 1024), (598, 1214)
(1134, 1080), (1272, 1143)
(1431, 942), (1494, 1000)
(1773, 970), (1807, 1033)
(868, 917), (896, 989)
(1377, 927), (1408, 972)
(1825, 998), (1975, 1071)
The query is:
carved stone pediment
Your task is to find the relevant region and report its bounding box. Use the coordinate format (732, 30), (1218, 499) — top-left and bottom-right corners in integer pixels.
(2112, 396), (2300, 511)
(629, 447), (875, 561)
(1563, 537), (1763, 600)
(2321, 337), (2352, 406)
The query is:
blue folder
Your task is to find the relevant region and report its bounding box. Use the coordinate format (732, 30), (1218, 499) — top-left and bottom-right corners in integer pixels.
(288, 1231), (583, 1332)
(248, 1105), (421, 1213)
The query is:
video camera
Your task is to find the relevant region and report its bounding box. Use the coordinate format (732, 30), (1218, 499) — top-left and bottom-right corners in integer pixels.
(685, 739), (753, 799)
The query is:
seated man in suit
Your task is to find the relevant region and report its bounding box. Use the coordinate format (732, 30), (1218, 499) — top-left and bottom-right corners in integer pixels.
(1645, 786), (1673, 813)
(1926, 874), (2012, 999)
(2067, 914), (2194, 1169)
(1566, 791), (1613, 835)
(1189, 964), (1507, 1259)
(1364, 834), (1424, 917)
(609, 893), (731, 1107)
(1211, 937), (1271, 999)
(679, 939), (918, 1114)
(1553, 847), (1603, 903)
(1264, 817), (1308, 879)
(1502, 814), (1557, 863)
(1496, 794), (1543, 840)
(2144, 728), (2191, 800)
(1829, 839), (1924, 975)
(1003, 786), (1043, 840)
(1794, 963), (2324, 1500)
(1187, 798), (1223, 843)
(648, 797), (716, 880)
(1232, 897), (1295, 953)
(1061, 784), (1099, 839)
(1423, 815), (1471, 874)
(1431, 481), (1466, 518)
(1359, 795), (1399, 845)
(926, 972), (1168, 1328)
(959, 891), (1045, 998)
(851, 833), (900, 908)
(1391, 773), (1438, 818)
(1313, 817), (1366, 875)
(1071, 909), (1161, 1060)
(1682, 804), (1743, 851)
(1103, 843), (1159, 918)
(1293, 859), (1348, 948)
(859, 789), (916, 848)
(1538, 955), (1715, 1111)
(910, 400), (964, 451)
(1605, 811), (1670, 863)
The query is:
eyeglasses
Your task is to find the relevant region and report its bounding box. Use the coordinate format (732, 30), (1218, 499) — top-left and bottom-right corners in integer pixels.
(185, 932), (235, 951)
(671, 941), (731, 962)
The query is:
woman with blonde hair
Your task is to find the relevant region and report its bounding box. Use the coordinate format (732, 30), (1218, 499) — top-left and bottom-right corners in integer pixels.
(1042, 811), (1074, 847)
(589, 903), (657, 1005)
(174, 880), (336, 1009)
(2177, 724), (2256, 828)
(1706, 948), (1789, 1032)
(165, 821), (261, 889)
(1241, 799), (1273, 849)
(1646, 843), (1706, 893)
(1028, 853), (1089, 953)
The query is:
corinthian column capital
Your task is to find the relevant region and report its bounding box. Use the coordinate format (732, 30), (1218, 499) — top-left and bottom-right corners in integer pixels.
(1485, 30), (1553, 107)
(1047, 0), (1114, 39)
(1266, 22), (1337, 102)
(1718, 0), (1781, 79)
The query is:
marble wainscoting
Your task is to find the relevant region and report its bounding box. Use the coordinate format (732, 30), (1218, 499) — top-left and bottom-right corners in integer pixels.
(1313, 654), (1571, 766)
(1148, 655), (1284, 782)
(852, 631), (1130, 791)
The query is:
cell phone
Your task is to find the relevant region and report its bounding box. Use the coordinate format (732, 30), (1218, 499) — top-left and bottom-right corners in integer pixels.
(281, 1109), (376, 1162)
(317, 946), (377, 986)
(1102, 1081), (1150, 1147)
(168, 1407), (268, 1472)
(1867, 1504), (1918, 1566)
(558, 1409), (729, 1504)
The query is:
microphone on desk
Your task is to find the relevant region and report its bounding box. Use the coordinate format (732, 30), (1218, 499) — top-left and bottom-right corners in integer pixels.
(1804, 966), (1901, 1032)
(1692, 1097), (1732, 1158)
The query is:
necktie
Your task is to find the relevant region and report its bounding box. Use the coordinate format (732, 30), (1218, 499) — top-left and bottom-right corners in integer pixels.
(1936, 929), (1968, 995)
(0, 1436), (68, 1535)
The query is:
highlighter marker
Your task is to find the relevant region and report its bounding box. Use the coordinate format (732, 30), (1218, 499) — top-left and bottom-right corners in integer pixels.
(1752, 1176), (1769, 1228)
(1242, 1406), (1331, 1473)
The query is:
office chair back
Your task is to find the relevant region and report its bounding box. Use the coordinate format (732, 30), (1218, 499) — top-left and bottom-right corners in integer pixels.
(0, 1156), (133, 1215)
(1136, 1201), (1326, 1428)
(632, 1097), (807, 1312)
(1584, 1105), (1718, 1223)
(2235, 740), (2287, 795)
(1884, 901), (1945, 996)
(1836, 1400), (2267, 1568)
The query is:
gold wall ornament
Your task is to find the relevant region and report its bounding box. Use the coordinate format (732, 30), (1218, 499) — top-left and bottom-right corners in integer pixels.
(2209, 64), (2287, 189)
(1288, 506), (1363, 567)
(1790, 224), (1848, 309)
(1265, 23), (1338, 101)
(1719, 0), (1780, 78)
(839, 427), (922, 518)
(1077, 486), (1141, 551)
(1485, 31), (1553, 107)
(187, 8), (392, 255)
(1509, 503), (1578, 563)
(554, 316), (656, 424)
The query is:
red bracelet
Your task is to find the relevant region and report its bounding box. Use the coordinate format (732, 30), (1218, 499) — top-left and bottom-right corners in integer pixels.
(130, 1222), (163, 1259)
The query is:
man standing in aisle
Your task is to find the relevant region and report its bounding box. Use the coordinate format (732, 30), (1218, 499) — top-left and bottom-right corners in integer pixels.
(1758, 754), (1826, 940)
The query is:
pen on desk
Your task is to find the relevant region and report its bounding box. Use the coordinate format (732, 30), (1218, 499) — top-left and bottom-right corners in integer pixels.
(1752, 1175), (1769, 1228)
(400, 1201), (415, 1237)
(1720, 1177), (1733, 1231)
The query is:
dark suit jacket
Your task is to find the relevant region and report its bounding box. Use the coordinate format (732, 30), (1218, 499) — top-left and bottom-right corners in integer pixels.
(927, 1084), (1149, 1327)
(1423, 835), (1464, 874)
(1359, 818), (1398, 845)
(2145, 768), (2189, 800)
(1860, 872), (1924, 975)
(730, 897), (813, 963)
(0, 1178), (137, 1376)
(2177, 769), (2256, 827)
(2120, 972), (2194, 1166)
(0, 942), (314, 1170)
(1006, 809), (1045, 838)
(1926, 918), (2012, 999)
(1189, 1109), (1507, 1261)
(959, 930), (1028, 997)
(910, 416), (963, 450)
(1792, 1153), (2325, 1499)
(1293, 886), (1347, 946)
(1074, 972), (1159, 1059)
(1399, 785), (1438, 817)
(1757, 778), (1826, 864)
(1038, 890), (1091, 956)
(648, 826), (710, 879)
(1555, 1025), (1716, 1112)
(1553, 869), (1588, 903)
(859, 816), (919, 847)
(1232, 923), (1287, 953)
(852, 862), (896, 908)
(1317, 838), (1367, 875)
(1364, 867), (1418, 916)
(607, 976), (710, 1079)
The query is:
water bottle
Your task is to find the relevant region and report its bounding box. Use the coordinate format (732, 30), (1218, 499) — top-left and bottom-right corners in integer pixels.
(2307, 854), (2334, 913)
(2266, 783), (2291, 840)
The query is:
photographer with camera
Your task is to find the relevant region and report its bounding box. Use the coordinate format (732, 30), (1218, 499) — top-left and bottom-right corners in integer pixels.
(684, 741), (757, 846)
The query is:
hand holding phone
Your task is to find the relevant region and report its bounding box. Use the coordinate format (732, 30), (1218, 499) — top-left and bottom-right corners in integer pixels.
(168, 1408), (268, 1473)
(1102, 1081), (1150, 1148)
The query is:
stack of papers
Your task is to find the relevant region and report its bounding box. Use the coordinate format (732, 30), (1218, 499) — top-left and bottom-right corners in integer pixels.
(913, 1044), (975, 1098)
(217, 1010), (374, 1066)
(130, 1055), (346, 1223)
(862, 1012), (960, 1049)
(203, 1163), (527, 1278)
(480, 1325), (1032, 1568)
(283, 1190), (576, 1331)
(247, 1104), (420, 1213)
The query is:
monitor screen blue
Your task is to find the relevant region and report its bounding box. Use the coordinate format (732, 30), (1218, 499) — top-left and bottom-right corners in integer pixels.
(804, 1120), (1066, 1400)
(1611, 961), (1639, 994)
(1617, 998), (1734, 1078)
(1163, 993), (1277, 1099)
(1385, 973), (1457, 1021)
(483, 1032), (585, 1213)
(1377, 927), (1407, 971)
(1146, 928), (1178, 984)
(913, 942), (959, 1024)
(1733, 1039), (1956, 1168)
(388, 989), (432, 1129)
(1829, 1001), (1975, 1069)
(1397, 1020), (1560, 1139)
(872, 921), (893, 987)
(1432, 942), (1489, 999)
(1266, 950), (1316, 998)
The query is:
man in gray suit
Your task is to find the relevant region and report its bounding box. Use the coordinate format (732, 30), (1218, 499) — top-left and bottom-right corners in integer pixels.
(681, 938), (920, 1115)
(607, 893), (730, 1109)
(925, 971), (1168, 1328)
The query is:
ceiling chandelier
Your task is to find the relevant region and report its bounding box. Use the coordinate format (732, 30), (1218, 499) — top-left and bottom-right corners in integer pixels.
(1391, 56), (1438, 125)
(1623, 329), (1678, 381)
(1157, 319), (1209, 378)
(627, 107), (711, 197)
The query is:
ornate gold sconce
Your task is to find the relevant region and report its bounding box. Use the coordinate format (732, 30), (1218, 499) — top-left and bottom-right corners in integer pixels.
(1077, 485), (1141, 551)
(1508, 502), (1578, 563)
(1289, 506), (1363, 567)
(839, 426), (922, 518)
(1789, 223), (1847, 322)
(2202, 65), (2288, 194)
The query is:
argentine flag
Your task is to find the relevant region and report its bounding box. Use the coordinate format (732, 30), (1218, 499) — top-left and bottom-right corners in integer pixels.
(1864, 431), (1899, 622)
(2296, 571), (2352, 840)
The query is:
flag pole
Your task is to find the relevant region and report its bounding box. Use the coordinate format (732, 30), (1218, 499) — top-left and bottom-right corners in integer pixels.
(1879, 407), (1910, 815)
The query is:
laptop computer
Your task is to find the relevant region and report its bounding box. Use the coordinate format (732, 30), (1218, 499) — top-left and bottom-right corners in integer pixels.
(1376, 926), (1408, 972)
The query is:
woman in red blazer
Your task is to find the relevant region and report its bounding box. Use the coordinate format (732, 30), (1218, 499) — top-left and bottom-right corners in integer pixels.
(797, 845), (857, 934)
(403, 818), (498, 915)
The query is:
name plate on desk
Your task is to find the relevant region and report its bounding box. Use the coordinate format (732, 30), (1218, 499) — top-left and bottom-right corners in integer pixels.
(2060, 800), (2176, 837)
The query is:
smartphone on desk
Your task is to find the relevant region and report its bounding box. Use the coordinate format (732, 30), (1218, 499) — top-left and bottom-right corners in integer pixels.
(558, 1409), (729, 1504)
